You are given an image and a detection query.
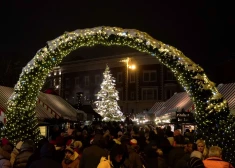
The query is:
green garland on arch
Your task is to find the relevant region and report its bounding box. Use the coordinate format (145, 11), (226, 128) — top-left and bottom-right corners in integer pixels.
(1, 26), (235, 164)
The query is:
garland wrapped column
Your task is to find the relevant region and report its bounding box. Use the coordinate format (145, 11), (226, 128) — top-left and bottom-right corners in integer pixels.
(1, 26), (234, 165)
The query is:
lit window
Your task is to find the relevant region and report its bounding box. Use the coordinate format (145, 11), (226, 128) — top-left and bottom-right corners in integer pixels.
(54, 78), (59, 86)
(39, 126), (47, 137)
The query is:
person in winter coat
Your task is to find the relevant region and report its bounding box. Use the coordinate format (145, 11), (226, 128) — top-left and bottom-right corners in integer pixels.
(26, 138), (48, 168)
(112, 131), (122, 145)
(196, 139), (208, 160)
(79, 134), (108, 168)
(10, 141), (23, 166)
(62, 147), (79, 168)
(97, 144), (125, 168)
(155, 129), (172, 156)
(29, 143), (62, 168)
(187, 151), (204, 168)
(0, 145), (13, 168)
(203, 146), (233, 168)
(13, 140), (35, 168)
(66, 139), (83, 155)
(188, 157), (204, 168)
(175, 142), (196, 168)
(156, 149), (168, 168)
(143, 132), (158, 168)
(54, 138), (66, 164)
(126, 139), (142, 168)
(168, 135), (185, 168)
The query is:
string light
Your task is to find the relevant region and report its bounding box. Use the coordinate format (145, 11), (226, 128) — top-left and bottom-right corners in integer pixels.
(0, 26), (233, 164)
(94, 65), (124, 121)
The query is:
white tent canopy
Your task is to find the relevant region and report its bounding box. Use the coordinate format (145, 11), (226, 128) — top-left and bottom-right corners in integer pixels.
(0, 86), (86, 121)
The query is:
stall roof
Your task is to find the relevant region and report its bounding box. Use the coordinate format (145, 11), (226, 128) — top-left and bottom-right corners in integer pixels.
(38, 92), (80, 120)
(156, 92), (193, 117)
(148, 101), (164, 114)
(152, 83), (235, 118)
(80, 104), (101, 118)
(0, 86), (54, 119)
(0, 86), (83, 120)
(217, 83), (235, 111)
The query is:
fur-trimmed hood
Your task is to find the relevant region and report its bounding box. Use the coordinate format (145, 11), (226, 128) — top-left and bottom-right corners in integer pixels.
(69, 151), (79, 161)
(63, 151), (79, 166)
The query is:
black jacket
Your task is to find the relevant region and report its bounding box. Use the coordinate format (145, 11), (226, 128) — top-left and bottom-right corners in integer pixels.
(79, 145), (108, 168)
(29, 157), (62, 168)
(168, 147), (185, 168)
(29, 142), (62, 168)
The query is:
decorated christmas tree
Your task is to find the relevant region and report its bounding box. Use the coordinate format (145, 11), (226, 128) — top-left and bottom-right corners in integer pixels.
(94, 65), (124, 121)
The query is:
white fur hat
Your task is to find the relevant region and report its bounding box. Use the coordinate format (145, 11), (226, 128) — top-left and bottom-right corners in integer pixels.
(190, 151), (202, 159)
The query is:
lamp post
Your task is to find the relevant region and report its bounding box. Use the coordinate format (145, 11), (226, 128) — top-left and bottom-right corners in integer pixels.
(120, 57), (136, 115)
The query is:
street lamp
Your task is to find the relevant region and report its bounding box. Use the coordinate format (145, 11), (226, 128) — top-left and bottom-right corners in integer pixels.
(120, 57), (136, 115)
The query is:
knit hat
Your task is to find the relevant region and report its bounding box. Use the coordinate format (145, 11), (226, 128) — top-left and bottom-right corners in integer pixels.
(130, 139), (137, 145)
(187, 157), (204, 168)
(190, 151), (203, 159)
(16, 141), (24, 150)
(1, 138), (9, 146)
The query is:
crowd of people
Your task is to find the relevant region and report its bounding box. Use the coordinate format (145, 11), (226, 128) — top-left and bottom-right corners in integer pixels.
(0, 122), (234, 168)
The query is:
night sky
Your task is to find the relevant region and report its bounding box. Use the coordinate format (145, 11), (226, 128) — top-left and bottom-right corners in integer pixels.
(0, 1), (234, 85)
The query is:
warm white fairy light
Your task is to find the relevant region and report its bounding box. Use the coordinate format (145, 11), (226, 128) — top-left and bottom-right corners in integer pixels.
(1, 26), (233, 164)
(94, 65), (123, 121)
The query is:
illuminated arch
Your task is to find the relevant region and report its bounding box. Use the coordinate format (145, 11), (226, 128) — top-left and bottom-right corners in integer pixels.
(3, 26), (234, 162)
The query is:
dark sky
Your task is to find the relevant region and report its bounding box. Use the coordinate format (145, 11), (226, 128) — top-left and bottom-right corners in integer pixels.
(0, 0), (235, 83)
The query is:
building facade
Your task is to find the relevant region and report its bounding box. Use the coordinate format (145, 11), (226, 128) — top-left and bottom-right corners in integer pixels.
(46, 52), (182, 115)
